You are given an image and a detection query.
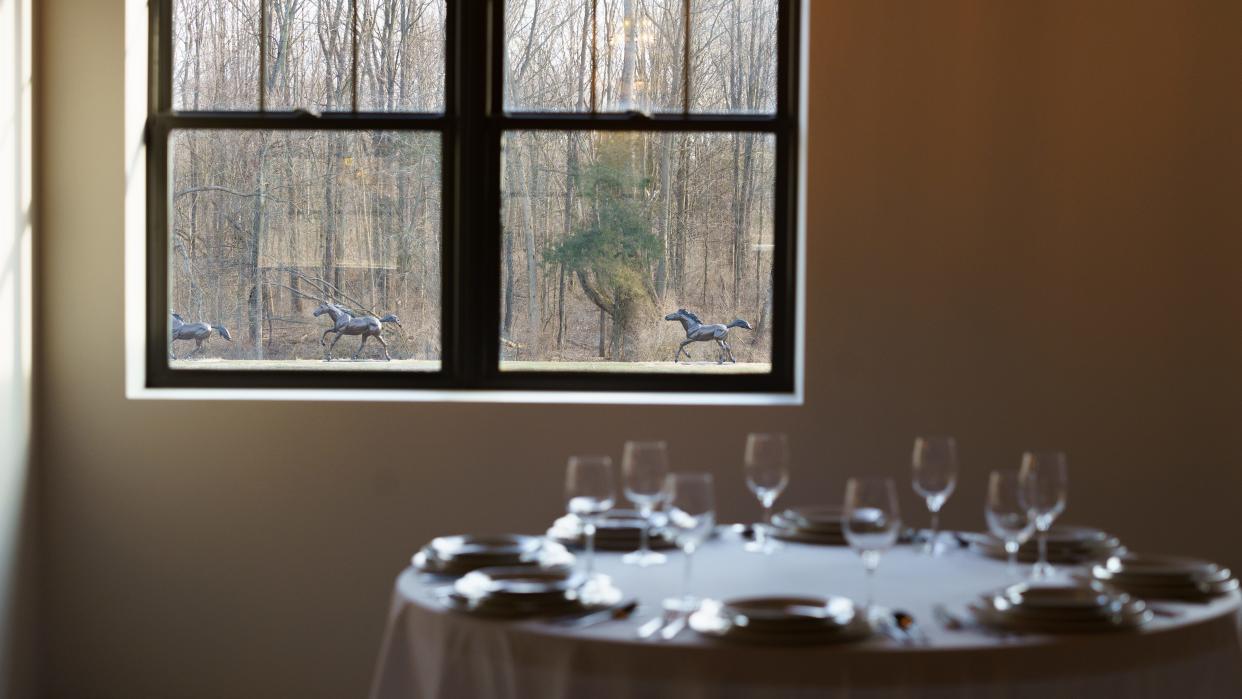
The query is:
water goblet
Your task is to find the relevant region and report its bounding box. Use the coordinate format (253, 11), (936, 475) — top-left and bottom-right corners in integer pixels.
(912, 436), (958, 556)
(843, 477), (901, 612)
(1018, 451), (1068, 579)
(565, 455), (616, 582)
(662, 473), (716, 614)
(743, 432), (790, 554)
(621, 440), (669, 567)
(985, 470), (1036, 578)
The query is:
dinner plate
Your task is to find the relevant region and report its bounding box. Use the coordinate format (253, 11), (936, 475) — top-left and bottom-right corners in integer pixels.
(998, 581), (1120, 610)
(430, 534), (544, 561)
(970, 601), (1151, 633)
(437, 575), (623, 618)
(690, 598), (872, 645)
(1095, 553), (1223, 580)
(781, 506), (845, 533)
(723, 595), (856, 631)
(414, 538), (574, 576)
(455, 566), (584, 600)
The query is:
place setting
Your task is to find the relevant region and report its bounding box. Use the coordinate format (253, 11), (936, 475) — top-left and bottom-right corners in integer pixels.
(1083, 553), (1240, 602)
(966, 580), (1153, 634)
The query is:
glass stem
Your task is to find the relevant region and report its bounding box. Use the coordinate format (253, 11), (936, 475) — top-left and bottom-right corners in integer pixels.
(1006, 541), (1018, 578)
(585, 520), (596, 577)
(864, 565), (875, 611)
(638, 510), (650, 555)
(758, 502), (772, 545)
(1038, 530), (1048, 575)
(928, 509), (940, 555)
(682, 547), (694, 603)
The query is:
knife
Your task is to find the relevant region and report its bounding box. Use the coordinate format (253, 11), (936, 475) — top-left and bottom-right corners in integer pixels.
(552, 599), (638, 629)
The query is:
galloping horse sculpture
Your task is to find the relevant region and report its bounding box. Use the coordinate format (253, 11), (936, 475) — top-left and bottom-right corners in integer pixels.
(664, 308), (752, 364)
(169, 311), (233, 359)
(312, 303), (402, 361)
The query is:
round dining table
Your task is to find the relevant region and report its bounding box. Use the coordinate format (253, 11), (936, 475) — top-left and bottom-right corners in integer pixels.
(369, 532), (1242, 699)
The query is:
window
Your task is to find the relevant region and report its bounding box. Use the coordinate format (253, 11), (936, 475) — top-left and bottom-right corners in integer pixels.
(147, 0), (800, 393)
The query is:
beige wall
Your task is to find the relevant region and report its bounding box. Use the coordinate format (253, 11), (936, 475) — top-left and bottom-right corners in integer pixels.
(39, 1), (1242, 697)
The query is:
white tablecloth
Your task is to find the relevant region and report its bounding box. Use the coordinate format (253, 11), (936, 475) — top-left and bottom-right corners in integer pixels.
(370, 535), (1242, 698)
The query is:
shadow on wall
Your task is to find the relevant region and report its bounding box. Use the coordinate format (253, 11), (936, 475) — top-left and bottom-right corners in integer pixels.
(0, 0), (38, 695)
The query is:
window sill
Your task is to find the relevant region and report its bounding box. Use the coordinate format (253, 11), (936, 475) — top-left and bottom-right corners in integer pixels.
(125, 386), (803, 406)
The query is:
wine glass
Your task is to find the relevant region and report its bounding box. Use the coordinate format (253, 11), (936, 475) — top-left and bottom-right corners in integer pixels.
(743, 432), (790, 554)
(621, 441), (669, 567)
(843, 477), (901, 612)
(985, 470), (1036, 578)
(912, 436), (958, 556)
(1018, 451), (1068, 579)
(565, 455), (616, 581)
(662, 473), (716, 613)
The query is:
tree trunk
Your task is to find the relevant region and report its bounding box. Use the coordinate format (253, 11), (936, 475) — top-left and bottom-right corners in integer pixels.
(618, 0), (639, 110)
(520, 143), (541, 353)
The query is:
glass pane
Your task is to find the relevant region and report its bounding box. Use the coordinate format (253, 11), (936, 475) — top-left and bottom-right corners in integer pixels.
(689, 0), (778, 114)
(168, 130), (442, 370)
(173, 0), (261, 110)
(499, 131), (774, 373)
(173, 0), (446, 112)
(593, 0), (686, 113)
(356, 0), (447, 111)
(504, 0), (777, 115)
(504, 0), (595, 112)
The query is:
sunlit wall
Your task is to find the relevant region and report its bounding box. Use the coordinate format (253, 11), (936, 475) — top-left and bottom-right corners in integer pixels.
(0, 0), (36, 693)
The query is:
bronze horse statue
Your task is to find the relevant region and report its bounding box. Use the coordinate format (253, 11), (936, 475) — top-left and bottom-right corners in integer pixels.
(312, 303), (402, 361)
(664, 308), (752, 364)
(169, 311), (233, 359)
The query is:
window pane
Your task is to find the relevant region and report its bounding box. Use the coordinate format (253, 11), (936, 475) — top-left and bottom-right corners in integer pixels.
(168, 130), (442, 370)
(499, 131), (774, 373)
(173, 0), (261, 110)
(173, 0), (446, 112)
(504, 0), (777, 115)
(689, 0), (778, 114)
(504, 0), (595, 112)
(593, 0), (686, 113)
(356, 0), (447, 112)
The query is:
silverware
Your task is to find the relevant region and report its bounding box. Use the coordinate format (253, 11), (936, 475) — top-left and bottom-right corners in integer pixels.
(659, 614), (688, 640)
(553, 599), (639, 629)
(637, 609), (675, 639)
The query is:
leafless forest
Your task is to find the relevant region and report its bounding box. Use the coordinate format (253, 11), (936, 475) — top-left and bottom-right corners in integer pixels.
(168, 0), (777, 368)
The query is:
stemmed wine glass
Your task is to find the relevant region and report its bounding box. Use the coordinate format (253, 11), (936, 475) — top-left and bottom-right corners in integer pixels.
(663, 473), (716, 613)
(985, 470), (1036, 578)
(565, 455), (616, 582)
(912, 436), (957, 556)
(743, 432), (790, 554)
(843, 477), (901, 612)
(1018, 451), (1068, 579)
(621, 441), (669, 567)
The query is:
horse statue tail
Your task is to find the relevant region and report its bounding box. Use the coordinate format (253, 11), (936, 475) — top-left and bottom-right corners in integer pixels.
(727, 318), (754, 331)
(213, 325), (234, 341)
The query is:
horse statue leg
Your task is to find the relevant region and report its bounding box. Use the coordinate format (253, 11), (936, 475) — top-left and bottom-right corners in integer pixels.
(321, 328), (335, 347)
(325, 332), (345, 361)
(375, 334), (392, 361)
(353, 334), (369, 360)
(722, 340), (737, 363)
(715, 339), (728, 365)
(675, 338), (695, 363)
(191, 338), (205, 359)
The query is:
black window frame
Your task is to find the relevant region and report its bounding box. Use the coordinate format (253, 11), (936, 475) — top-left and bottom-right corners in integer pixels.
(145, 0), (801, 393)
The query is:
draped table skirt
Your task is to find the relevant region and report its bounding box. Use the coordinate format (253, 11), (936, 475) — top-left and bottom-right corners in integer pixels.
(370, 536), (1242, 699)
